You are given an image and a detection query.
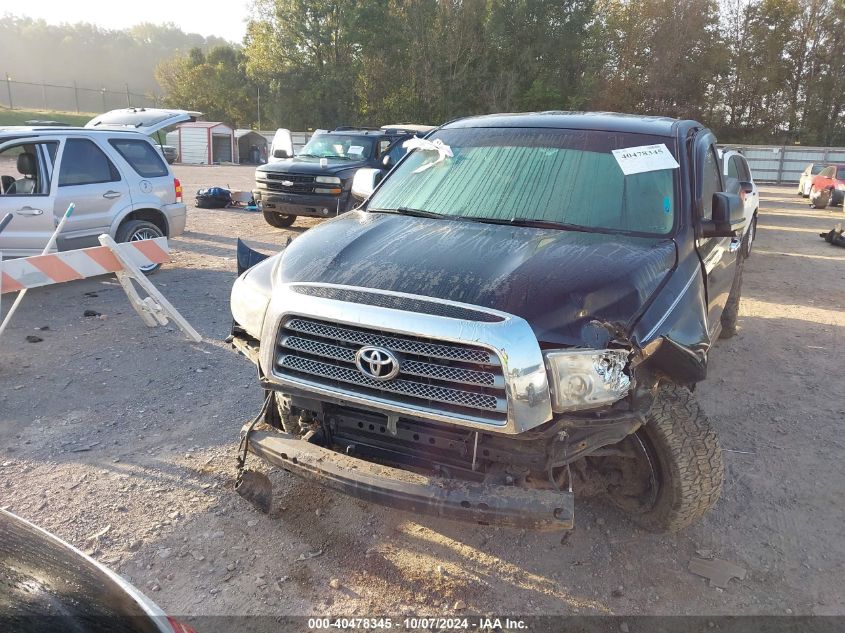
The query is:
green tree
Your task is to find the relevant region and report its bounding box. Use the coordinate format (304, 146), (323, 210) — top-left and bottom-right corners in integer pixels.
(156, 44), (259, 127)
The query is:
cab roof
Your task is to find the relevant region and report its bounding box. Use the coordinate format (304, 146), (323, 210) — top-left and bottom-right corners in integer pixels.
(443, 111), (698, 138)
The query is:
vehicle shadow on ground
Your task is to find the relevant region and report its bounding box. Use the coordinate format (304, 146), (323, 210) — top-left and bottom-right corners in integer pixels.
(179, 231), (288, 254)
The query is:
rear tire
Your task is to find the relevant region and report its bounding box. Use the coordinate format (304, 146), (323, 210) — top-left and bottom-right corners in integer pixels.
(612, 385), (724, 533)
(263, 211), (296, 228)
(115, 219), (165, 274)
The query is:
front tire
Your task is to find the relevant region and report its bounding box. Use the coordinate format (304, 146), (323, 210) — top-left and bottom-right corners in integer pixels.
(115, 219), (165, 274)
(263, 210), (296, 228)
(810, 187), (831, 209)
(612, 385), (724, 533)
(742, 214), (757, 258)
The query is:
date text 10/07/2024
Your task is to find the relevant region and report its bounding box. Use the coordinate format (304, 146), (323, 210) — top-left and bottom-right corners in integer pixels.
(307, 617), (528, 630)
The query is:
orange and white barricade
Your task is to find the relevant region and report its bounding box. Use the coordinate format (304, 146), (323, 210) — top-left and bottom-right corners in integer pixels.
(0, 230), (201, 343)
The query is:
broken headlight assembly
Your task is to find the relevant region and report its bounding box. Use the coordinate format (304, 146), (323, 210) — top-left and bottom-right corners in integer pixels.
(230, 255), (278, 338)
(542, 349), (631, 412)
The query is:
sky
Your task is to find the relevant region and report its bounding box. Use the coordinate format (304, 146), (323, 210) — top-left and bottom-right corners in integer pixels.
(0, 0), (251, 42)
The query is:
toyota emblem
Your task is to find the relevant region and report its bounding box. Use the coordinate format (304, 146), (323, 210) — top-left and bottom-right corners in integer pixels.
(355, 346), (400, 381)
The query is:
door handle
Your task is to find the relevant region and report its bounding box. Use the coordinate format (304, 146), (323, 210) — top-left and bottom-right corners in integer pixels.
(103, 190), (122, 199)
(16, 206), (43, 216)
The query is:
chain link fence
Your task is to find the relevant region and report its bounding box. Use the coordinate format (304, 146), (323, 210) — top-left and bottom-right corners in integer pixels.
(1, 76), (159, 114)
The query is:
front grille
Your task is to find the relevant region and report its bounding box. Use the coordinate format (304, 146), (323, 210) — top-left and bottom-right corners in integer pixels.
(276, 316), (508, 422)
(262, 172), (316, 194)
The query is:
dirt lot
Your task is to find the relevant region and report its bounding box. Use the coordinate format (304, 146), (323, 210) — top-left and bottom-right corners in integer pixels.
(1, 164), (844, 621)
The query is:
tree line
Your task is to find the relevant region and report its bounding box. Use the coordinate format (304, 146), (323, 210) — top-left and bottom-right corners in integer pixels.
(111, 1), (845, 145)
(0, 16), (228, 102)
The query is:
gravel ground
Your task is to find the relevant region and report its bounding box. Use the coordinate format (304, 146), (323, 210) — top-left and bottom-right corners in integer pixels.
(1, 165), (844, 622)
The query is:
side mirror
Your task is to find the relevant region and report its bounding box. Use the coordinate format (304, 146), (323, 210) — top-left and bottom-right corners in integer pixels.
(702, 192), (744, 238)
(739, 181), (754, 194)
(273, 148), (290, 159)
(351, 168), (383, 201)
(382, 155), (393, 168)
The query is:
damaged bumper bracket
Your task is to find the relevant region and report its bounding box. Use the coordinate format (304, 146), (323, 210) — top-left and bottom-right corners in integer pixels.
(243, 425), (574, 531)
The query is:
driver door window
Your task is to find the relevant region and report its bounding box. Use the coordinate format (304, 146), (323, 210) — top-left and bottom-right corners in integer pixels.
(0, 142), (57, 196)
(385, 141), (408, 166)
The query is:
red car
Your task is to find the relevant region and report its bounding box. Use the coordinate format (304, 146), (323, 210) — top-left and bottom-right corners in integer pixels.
(809, 164), (845, 208)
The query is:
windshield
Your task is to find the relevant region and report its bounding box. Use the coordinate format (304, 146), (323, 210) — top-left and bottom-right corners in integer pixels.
(299, 134), (374, 160)
(367, 128), (679, 235)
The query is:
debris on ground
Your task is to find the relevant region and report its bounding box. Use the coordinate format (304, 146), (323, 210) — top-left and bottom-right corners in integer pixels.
(297, 549), (324, 561)
(83, 309), (102, 317)
(25, 335), (43, 343)
(820, 223), (845, 247)
(689, 557), (747, 588)
(85, 524), (111, 542)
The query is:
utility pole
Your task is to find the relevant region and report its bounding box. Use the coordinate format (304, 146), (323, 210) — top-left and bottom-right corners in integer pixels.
(73, 81), (80, 113)
(257, 86), (261, 130)
(5, 73), (13, 110)
(101, 87), (106, 112)
(125, 83), (131, 107)
(41, 80), (47, 110)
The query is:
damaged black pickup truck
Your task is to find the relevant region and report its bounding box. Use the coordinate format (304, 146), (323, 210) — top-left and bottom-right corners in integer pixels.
(229, 112), (747, 532)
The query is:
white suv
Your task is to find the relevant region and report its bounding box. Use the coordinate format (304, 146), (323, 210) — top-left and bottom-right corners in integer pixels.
(719, 148), (759, 257)
(0, 108), (195, 269)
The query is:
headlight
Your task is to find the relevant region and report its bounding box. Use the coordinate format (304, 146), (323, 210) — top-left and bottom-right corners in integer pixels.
(315, 175), (342, 184)
(230, 255), (277, 338)
(543, 349), (631, 412)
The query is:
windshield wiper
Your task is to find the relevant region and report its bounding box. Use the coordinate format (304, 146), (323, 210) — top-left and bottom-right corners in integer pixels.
(369, 207), (447, 219)
(455, 216), (601, 232)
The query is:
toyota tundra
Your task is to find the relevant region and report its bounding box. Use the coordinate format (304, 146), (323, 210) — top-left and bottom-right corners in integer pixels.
(230, 112), (747, 532)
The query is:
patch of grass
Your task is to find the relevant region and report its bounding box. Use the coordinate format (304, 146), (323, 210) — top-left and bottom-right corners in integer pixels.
(0, 107), (93, 127)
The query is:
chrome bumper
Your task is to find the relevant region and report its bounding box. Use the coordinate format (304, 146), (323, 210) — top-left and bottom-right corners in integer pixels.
(243, 424), (574, 531)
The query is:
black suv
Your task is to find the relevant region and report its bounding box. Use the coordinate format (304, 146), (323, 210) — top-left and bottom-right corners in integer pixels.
(253, 126), (429, 228)
(231, 112), (747, 533)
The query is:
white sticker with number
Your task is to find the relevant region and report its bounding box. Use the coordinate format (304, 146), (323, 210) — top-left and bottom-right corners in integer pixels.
(611, 144), (680, 176)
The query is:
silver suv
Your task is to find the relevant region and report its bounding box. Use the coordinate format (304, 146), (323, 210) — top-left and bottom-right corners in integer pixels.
(0, 108), (194, 269)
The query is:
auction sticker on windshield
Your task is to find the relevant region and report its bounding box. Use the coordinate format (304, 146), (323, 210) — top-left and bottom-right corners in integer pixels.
(612, 143), (679, 176)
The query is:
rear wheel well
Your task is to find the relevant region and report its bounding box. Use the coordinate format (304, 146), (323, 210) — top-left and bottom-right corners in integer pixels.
(119, 209), (168, 236)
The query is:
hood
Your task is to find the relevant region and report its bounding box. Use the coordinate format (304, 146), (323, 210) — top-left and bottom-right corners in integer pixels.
(278, 212), (677, 346)
(258, 155), (367, 177)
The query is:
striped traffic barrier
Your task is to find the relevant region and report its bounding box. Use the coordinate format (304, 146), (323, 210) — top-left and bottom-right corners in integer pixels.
(0, 237), (169, 293)
(0, 203), (200, 343)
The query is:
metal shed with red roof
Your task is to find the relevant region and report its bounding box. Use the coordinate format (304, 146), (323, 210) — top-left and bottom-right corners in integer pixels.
(167, 121), (236, 165)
